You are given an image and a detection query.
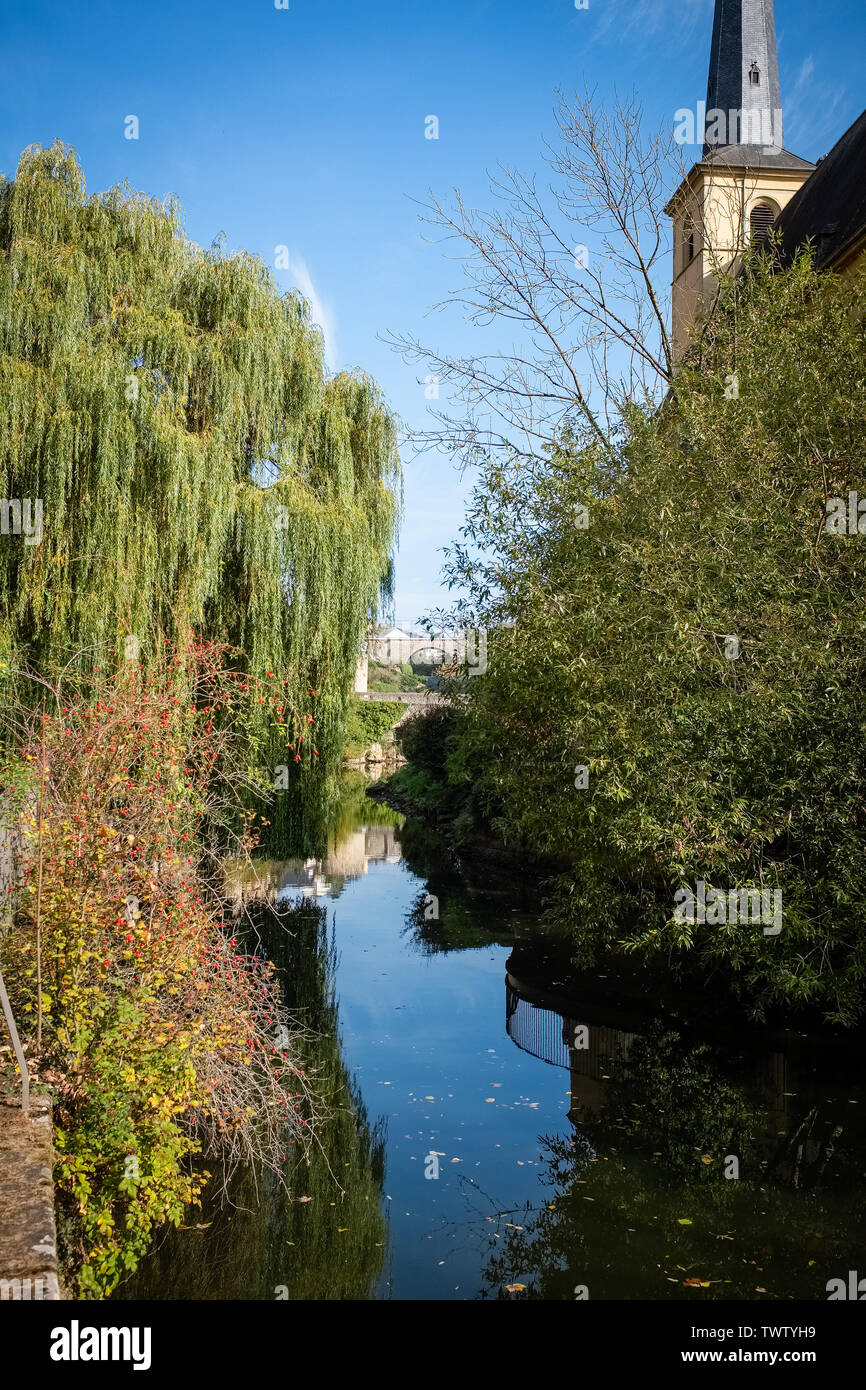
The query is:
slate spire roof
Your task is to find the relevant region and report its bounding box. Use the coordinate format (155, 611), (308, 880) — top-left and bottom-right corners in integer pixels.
(704, 0), (794, 161)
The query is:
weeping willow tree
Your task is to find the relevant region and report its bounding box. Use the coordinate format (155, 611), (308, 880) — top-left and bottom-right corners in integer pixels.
(0, 142), (400, 843)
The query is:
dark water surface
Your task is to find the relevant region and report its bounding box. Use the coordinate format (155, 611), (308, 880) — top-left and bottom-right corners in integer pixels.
(120, 778), (866, 1301)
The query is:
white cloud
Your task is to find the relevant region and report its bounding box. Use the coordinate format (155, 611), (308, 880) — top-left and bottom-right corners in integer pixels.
(783, 49), (848, 155)
(284, 252), (338, 372)
(588, 0), (709, 44)
(794, 55), (816, 91)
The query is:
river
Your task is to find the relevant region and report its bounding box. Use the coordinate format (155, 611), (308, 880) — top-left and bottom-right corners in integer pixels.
(117, 774), (866, 1301)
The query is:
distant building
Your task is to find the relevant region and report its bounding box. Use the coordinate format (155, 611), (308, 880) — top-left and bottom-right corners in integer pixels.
(366, 625), (465, 668)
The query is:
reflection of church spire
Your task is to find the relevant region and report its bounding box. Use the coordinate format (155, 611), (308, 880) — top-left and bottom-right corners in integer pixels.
(704, 0), (784, 154)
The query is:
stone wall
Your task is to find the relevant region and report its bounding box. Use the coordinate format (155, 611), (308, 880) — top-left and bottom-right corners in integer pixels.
(0, 1097), (61, 1300)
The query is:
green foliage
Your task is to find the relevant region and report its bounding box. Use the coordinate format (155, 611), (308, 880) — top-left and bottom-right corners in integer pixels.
(0, 142), (401, 839)
(343, 697), (406, 754)
(118, 901), (388, 1300)
(386, 763), (449, 810)
(443, 254), (866, 1023)
(396, 706), (460, 776)
(366, 659), (425, 692)
(2, 646), (319, 1297)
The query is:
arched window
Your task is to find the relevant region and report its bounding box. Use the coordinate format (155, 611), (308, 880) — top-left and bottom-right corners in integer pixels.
(749, 200), (780, 250)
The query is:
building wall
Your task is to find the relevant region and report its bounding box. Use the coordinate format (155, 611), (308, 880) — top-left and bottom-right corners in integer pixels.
(367, 632), (466, 667)
(670, 165), (811, 357)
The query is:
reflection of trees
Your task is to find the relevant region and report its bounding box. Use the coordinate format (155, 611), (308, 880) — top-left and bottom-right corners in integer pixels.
(116, 902), (386, 1301)
(479, 1024), (866, 1301)
(329, 773), (403, 841)
(266, 770), (402, 861)
(592, 1026), (757, 1181)
(398, 817), (540, 953)
(404, 886), (500, 955)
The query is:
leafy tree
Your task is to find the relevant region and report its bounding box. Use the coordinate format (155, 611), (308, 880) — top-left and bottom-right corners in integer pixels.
(0, 142), (401, 839)
(439, 253), (866, 1024)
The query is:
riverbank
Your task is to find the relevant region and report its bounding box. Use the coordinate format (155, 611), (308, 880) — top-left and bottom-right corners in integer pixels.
(366, 765), (561, 883)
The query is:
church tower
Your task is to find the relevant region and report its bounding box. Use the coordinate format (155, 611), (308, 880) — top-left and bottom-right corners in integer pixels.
(665, 0), (815, 357)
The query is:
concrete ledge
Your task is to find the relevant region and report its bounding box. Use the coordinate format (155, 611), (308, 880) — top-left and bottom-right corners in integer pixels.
(0, 1096), (61, 1300)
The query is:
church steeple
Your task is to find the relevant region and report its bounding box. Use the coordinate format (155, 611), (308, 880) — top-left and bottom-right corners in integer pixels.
(665, 0), (815, 359)
(704, 0), (784, 154)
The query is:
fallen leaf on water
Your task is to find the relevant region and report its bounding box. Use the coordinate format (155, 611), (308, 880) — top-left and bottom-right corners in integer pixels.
(505, 1283), (527, 1292)
(678, 1218), (693, 1225)
(683, 1277), (709, 1287)
(297, 1197), (312, 1203)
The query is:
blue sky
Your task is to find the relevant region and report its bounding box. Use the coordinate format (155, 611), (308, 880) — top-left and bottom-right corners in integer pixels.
(2, 0), (864, 620)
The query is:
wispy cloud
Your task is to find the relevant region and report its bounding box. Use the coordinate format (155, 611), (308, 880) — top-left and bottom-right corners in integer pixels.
(284, 252), (338, 372)
(587, 0), (710, 45)
(783, 48), (847, 155)
(792, 54), (816, 92)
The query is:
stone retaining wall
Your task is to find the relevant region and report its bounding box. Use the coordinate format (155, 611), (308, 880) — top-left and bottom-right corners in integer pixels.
(0, 1096), (61, 1300)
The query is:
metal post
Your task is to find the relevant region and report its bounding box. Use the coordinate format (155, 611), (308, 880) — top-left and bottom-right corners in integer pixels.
(0, 967), (29, 1112)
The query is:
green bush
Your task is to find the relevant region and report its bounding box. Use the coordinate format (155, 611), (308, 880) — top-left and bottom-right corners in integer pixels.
(344, 698), (407, 753)
(387, 764), (449, 811)
(444, 254), (866, 1024)
(396, 707), (460, 777)
(367, 660), (402, 692)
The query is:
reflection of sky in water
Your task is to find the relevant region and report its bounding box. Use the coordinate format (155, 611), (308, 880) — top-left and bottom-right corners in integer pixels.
(328, 845), (571, 1299)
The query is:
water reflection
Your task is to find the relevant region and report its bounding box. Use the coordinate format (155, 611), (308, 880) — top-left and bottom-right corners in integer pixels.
(119, 775), (866, 1302)
(227, 825), (403, 908)
(490, 959), (866, 1299)
(117, 903), (388, 1301)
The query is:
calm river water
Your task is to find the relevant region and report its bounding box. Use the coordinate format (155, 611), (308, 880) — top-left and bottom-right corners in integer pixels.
(119, 776), (866, 1301)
